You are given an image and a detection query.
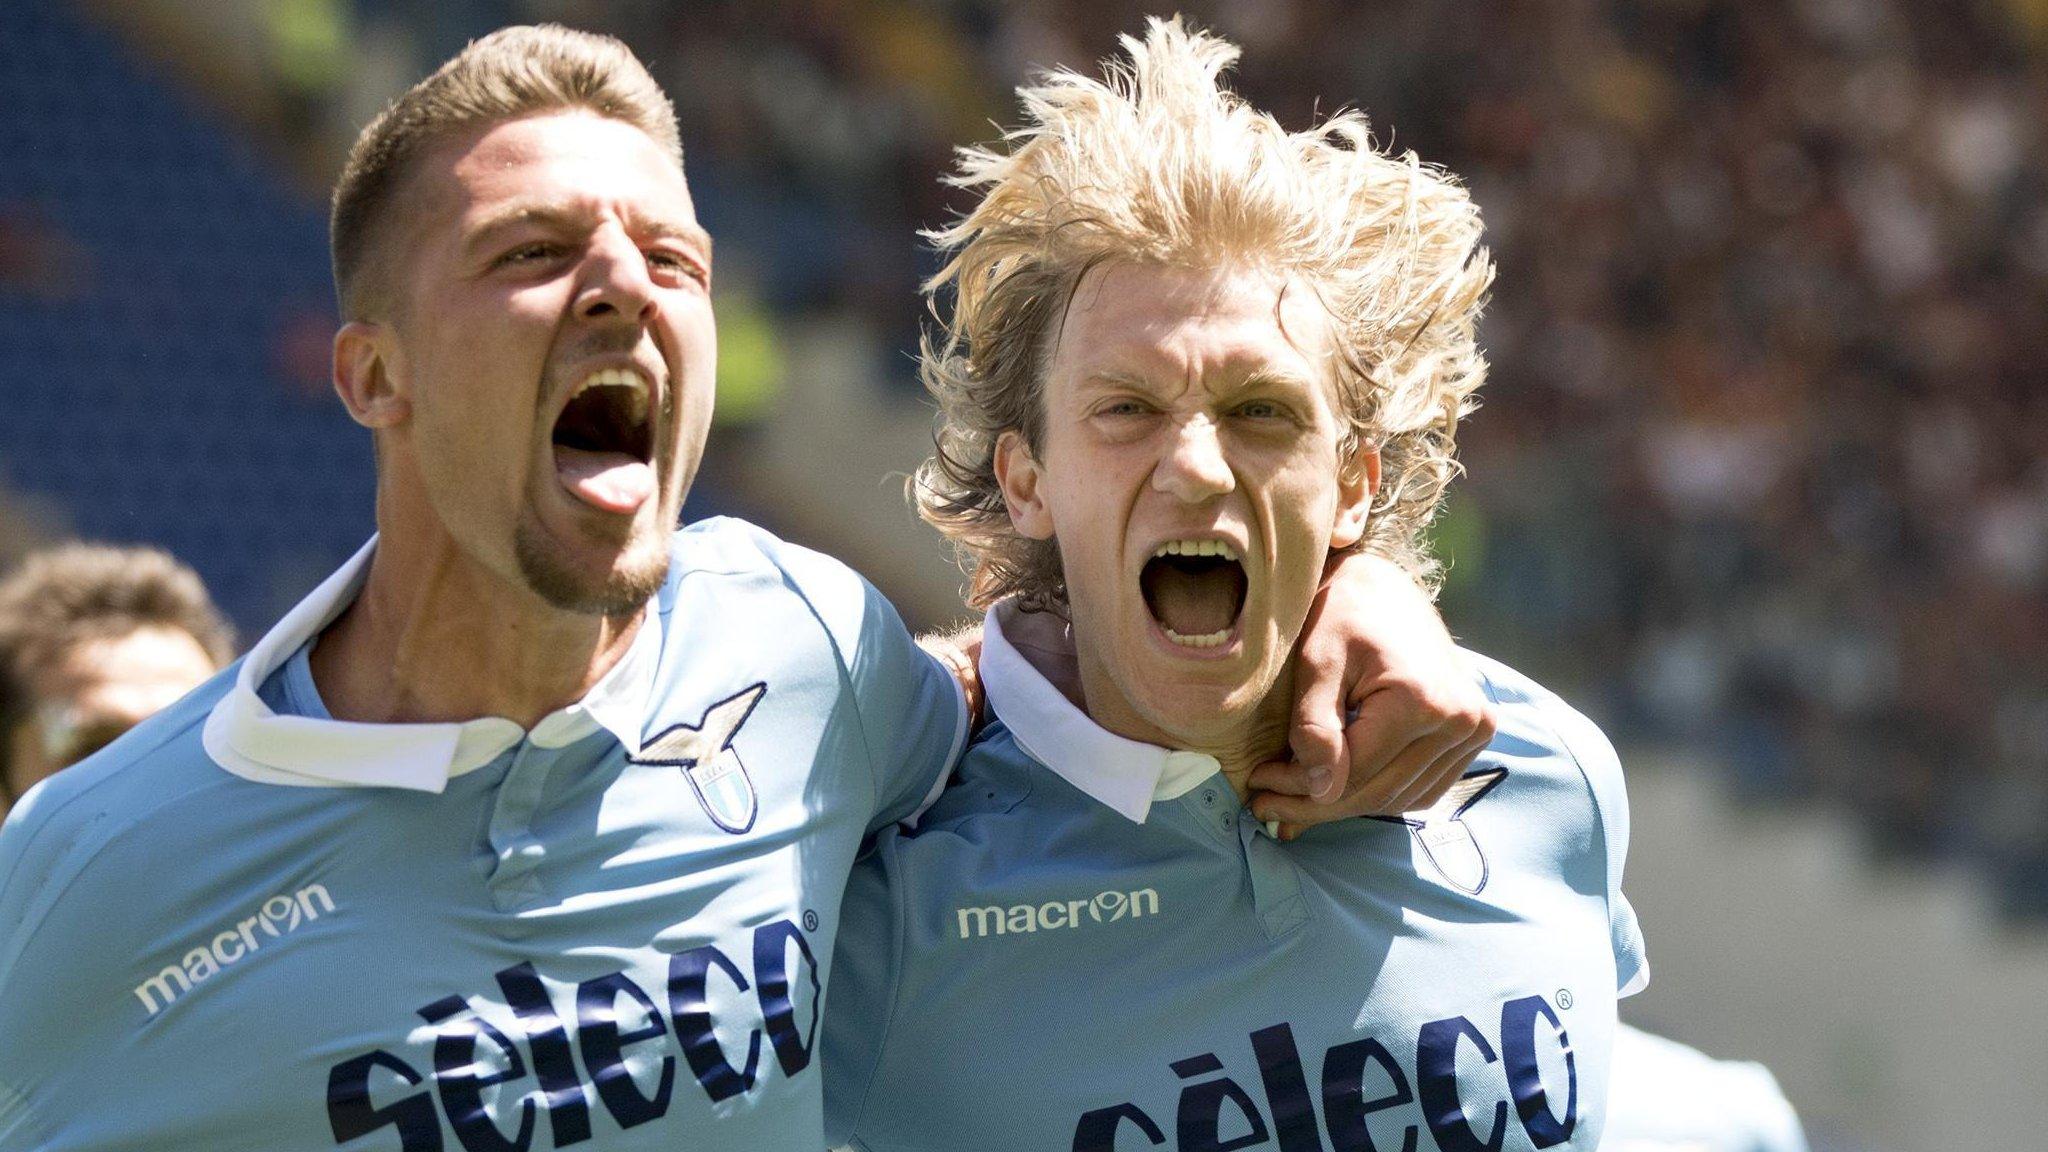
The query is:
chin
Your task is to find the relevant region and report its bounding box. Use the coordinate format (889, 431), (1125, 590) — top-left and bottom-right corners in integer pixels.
(514, 519), (670, 617)
(1123, 663), (1259, 737)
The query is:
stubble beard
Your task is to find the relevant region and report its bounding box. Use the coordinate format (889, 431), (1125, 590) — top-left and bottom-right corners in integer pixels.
(513, 513), (672, 618)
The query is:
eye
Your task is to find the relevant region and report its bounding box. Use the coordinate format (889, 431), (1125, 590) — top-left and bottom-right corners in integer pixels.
(1234, 398), (1289, 420)
(493, 242), (560, 269)
(646, 248), (709, 286)
(1095, 398), (1154, 418)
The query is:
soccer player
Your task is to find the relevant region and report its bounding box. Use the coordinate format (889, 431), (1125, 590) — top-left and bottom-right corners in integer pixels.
(823, 20), (1646, 1152)
(0, 25), (1489, 1152)
(0, 544), (234, 815)
(1603, 1024), (1811, 1152)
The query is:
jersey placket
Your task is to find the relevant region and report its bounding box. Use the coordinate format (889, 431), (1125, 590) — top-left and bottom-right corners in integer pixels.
(1175, 778), (1311, 941)
(484, 738), (555, 914)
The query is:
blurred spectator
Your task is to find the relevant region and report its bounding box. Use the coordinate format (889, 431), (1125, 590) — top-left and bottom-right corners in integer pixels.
(0, 545), (235, 815)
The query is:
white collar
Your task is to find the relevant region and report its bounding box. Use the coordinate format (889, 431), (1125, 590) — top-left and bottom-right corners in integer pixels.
(202, 537), (663, 792)
(980, 600), (1220, 825)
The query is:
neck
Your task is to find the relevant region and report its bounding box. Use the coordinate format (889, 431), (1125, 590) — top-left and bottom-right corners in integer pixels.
(308, 513), (643, 731)
(1076, 657), (1294, 804)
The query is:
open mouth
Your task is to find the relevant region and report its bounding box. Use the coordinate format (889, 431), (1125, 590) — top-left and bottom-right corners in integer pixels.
(552, 368), (657, 515)
(1140, 539), (1248, 650)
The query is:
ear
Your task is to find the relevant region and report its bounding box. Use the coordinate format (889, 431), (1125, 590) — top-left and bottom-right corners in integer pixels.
(994, 430), (1055, 541)
(332, 320), (411, 430)
(1330, 442), (1379, 551)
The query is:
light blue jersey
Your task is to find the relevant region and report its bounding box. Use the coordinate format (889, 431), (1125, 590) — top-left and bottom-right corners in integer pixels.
(825, 603), (1646, 1152)
(1603, 1025), (1808, 1152)
(0, 517), (966, 1151)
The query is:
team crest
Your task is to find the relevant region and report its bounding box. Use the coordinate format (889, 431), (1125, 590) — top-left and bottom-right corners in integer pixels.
(1370, 767), (1508, 894)
(632, 684), (767, 834)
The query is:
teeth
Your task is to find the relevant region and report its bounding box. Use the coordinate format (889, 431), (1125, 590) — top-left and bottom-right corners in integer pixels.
(574, 367), (651, 424)
(1150, 539), (1241, 562)
(1161, 625), (1233, 649)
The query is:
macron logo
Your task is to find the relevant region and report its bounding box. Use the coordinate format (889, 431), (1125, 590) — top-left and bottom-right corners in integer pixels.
(133, 884), (335, 1017)
(955, 888), (1160, 940)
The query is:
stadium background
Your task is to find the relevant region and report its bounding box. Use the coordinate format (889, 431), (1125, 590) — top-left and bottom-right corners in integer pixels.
(0, 0), (2041, 1146)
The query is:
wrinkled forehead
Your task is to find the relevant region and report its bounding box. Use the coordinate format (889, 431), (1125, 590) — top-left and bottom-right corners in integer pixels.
(1049, 261), (1337, 389)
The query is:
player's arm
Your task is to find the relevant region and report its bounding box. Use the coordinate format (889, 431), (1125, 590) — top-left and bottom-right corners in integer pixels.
(748, 526), (972, 831)
(0, 796), (103, 1150)
(1249, 549), (1496, 836)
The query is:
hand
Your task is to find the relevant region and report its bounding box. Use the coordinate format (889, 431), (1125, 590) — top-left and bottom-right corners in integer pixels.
(918, 622), (988, 733)
(1248, 551), (1496, 838)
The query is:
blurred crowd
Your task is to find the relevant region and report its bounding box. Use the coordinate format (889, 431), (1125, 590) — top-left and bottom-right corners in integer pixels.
(3, 0), (2043, 917)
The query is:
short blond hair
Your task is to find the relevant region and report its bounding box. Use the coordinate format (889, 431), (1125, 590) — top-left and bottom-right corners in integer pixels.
(914, 18), (1493, 611)
(330, 24), (681, 318)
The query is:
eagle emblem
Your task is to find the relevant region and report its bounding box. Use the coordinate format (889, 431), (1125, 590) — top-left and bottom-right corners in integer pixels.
(632, 684), (767, 834)
(1371, 767), (1508, 894)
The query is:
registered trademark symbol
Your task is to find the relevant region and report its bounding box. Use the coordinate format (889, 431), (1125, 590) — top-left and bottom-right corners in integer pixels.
(1555, 989), (1573, 1010)
(802, 910), (820, 933)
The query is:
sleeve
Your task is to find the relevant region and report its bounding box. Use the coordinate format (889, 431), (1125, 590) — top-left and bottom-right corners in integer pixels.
(762, 532), (970, 834)
(1544, 699), (1649, 998)
(843, 581), (967, 832)
(0, 1079), (39, 1152)
(1733, 1062), (1812, 1152)
(822, 843), (908, 1148)
(0, 792), (77, 1151)
(0, 814), (37, 1149)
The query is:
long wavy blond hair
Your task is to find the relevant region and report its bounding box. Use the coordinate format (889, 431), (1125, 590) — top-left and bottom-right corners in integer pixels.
(913, 17), (1493, 611)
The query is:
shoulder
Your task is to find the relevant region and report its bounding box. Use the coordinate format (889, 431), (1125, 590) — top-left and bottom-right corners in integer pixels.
(2, 666), (237, 870)
(907, 723), (1041, 832)
(869, 723), (1134, 897)
(667, 517), (892, 648)
(1465, 649), (1628, 824)
(670, 517), (861, 596)
(862, 725), (1053, 883)
(0, 669), (238, 971)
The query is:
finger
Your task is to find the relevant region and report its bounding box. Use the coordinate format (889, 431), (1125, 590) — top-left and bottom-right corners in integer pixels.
(1246, 757), (1334, 800)
(1253, 770), (1400, 824)
(1386, 730), (1491, 813)
(1331, 695), (1420, 805)
(1342, 733), (1451, 816)
(1371, 722), (1484, 813)
(1289, 635), (1353, 781)
(1249, 789), (1335, 828)
(1250, 762), (1406, 825)
(1253, 725), (1483, 826)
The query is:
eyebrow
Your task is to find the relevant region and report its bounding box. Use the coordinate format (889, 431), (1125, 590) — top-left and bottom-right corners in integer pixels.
(462, 205), (713, 261)
(1079, 366), (1321, 395)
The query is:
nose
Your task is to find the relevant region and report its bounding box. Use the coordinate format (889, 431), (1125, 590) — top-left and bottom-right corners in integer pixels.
(1152, 415), (1235, 504)
(573, 224), (660, 325)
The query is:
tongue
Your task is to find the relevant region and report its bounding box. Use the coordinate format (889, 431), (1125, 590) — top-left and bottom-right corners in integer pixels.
(1149, 565), (1240, 636)
(554, 446), (656, 514)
